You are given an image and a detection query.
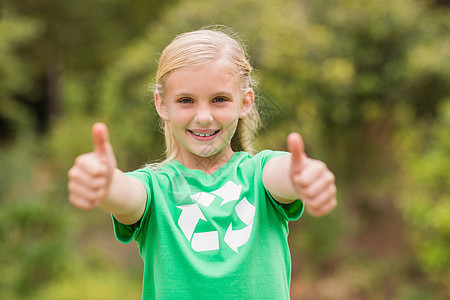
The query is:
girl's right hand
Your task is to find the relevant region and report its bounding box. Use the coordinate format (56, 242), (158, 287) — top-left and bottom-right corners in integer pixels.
(68, 123), (117, 210)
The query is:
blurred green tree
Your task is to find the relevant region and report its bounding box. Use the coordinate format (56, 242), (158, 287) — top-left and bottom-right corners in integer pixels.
(1, 0), (178, 137)
(0, 9), (43, 140)
(395, 100), (450, 296)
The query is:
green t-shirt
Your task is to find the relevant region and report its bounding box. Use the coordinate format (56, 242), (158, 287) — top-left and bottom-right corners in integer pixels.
(113, 150), (303, 299)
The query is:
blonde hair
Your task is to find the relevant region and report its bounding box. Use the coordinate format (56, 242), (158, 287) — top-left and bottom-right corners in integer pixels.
(154, 27), (260, 164)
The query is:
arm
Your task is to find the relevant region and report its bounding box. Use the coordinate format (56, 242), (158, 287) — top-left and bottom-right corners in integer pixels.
(68, 123), (147, 225)
(262, 133), (337, 217)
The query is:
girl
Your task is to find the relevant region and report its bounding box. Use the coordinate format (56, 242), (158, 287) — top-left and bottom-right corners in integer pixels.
(68, 28), (337, 299)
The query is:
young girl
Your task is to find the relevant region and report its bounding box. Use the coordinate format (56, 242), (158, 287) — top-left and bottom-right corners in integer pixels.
(68, 28), (337, 299)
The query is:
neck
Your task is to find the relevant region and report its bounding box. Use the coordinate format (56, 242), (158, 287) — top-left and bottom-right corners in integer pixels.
(176, 148), (234, 175)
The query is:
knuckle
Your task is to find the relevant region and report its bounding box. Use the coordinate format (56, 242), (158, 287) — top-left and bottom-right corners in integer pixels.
(326, 171), (336, 183)
(324, 197), (337, 210)
(68, 166), (80, 179)
(91, 163), (108, 177)
(67, 181), (75, 193)
(306, 206), (322, 217)
(69, 195), (82, 208)
(330, 171), (336, 182)
(318, 160), (327, 169)
(320, 200), (337, 215)
(74, 153), (106, 176)
(74, 153), (89, 165)
(85, 192), (98, 203)
(312, 159), (326, 170)
(310, 200), (322, 209)
(69, 194), (96, 210)
(68, 167), (74, 178)
(303, 189), (316, 200)
(330, 184), (337, 196)
(331, 198), (337, 209)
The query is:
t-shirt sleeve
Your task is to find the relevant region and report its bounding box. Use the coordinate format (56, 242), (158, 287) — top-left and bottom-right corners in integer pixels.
(255, 150), (304, 221)
(111, 168), (153, 244)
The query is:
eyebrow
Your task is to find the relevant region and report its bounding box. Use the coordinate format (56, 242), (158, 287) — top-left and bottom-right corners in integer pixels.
(173, 91), (234, 98)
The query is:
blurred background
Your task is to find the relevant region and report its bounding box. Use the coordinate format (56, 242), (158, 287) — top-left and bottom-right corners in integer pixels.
(1, 0), (449, 299)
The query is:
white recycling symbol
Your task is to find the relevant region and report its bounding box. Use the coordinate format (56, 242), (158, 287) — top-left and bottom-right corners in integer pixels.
(177, 181), (255, 253)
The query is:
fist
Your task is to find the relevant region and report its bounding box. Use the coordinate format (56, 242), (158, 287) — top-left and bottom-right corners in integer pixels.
(68, 123), (117, 210)
(287, 132), (337, 216)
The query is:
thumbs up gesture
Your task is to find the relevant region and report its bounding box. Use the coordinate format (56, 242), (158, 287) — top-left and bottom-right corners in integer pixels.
(287, 133), (337, 216)
(68, 123), (117, 210)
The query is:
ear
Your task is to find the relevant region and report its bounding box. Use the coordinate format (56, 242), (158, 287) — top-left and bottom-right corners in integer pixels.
(239, 89), (255, 119)
(155, 92), (169, 121)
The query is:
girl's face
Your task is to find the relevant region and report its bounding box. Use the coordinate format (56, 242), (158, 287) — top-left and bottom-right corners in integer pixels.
(155, 62), (253, 169)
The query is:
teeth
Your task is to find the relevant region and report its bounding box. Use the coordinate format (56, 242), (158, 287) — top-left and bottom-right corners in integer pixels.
(191, 130), (218, 137)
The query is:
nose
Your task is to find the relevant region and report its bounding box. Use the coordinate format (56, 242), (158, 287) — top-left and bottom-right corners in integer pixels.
(194, 104), (213, 125)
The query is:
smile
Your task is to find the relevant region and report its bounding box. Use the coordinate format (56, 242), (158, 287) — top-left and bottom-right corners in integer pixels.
(188, 130), (220, 137)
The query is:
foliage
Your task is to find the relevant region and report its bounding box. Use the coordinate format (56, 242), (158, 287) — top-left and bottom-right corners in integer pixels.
(0, 0), (449, 299)
(0, 9), (44, 139)
(0, 136), (71, 298)
(32, 261), (142, 300)
(395, 100), (450, 295)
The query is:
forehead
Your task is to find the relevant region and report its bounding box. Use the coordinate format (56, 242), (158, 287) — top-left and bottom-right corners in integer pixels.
(165, 62), (241, 95)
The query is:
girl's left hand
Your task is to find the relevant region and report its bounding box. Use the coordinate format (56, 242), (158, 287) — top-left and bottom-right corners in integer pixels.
(287, 132), (337, 216)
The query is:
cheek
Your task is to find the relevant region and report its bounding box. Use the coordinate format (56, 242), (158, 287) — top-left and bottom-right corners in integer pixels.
(215, 106), (241, 124)
(172, 116), (187, 126)
(223, 117), (240, 138)
(168, 108), (193, 126)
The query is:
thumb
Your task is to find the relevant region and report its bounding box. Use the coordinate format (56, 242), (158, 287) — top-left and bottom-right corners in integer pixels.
(287, 132), (305, 176)
(92, 122), (114, 162)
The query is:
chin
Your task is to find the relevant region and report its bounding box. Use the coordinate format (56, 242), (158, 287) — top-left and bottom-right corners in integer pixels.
(194, 146), (221, 158)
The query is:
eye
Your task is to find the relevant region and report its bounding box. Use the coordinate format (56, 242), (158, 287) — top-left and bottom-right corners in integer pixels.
(178, 97), (194, 104)
(213, 96), (229, 103)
